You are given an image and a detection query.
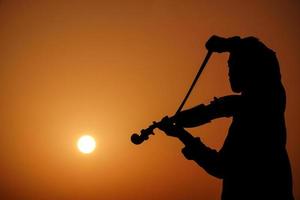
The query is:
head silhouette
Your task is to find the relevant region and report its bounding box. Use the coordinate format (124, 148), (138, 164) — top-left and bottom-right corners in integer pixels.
(227, 37), (281, 95)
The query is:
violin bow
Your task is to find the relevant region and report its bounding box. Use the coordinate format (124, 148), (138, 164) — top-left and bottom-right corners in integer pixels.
(131, 50), (213, 145)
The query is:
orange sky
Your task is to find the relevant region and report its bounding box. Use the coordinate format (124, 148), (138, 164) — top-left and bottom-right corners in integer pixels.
(0, 0), (299, 199)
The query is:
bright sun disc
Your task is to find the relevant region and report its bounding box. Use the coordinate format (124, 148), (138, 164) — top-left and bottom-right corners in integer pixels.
(77, 135), (96, 154)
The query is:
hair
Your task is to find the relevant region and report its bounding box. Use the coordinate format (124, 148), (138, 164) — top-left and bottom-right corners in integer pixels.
(229, 37), (282, 91)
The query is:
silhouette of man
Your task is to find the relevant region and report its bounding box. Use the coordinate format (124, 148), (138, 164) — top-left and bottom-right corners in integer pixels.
(156, 36), (294, 200)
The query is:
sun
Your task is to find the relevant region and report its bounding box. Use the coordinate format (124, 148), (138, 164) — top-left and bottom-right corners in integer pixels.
(77, 135), (96, 154)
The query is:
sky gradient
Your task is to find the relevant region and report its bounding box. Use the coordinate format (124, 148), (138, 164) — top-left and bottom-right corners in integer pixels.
(0, 0), (299, 199)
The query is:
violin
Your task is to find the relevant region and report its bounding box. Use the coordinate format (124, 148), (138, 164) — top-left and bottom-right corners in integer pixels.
(131, 116), (176, 145)
(131, 51), (213, 145)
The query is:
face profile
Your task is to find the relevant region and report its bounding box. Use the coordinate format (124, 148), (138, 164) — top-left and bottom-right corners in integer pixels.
(228, 55), (244, 93)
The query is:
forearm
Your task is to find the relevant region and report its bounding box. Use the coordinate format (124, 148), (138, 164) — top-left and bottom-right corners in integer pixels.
(176, 128), (196, 146)
(177, 131), (224, 179)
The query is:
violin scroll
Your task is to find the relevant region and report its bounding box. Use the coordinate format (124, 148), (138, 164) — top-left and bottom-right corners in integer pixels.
(131, 133), (144, 145)
(131, 125), (156, 145)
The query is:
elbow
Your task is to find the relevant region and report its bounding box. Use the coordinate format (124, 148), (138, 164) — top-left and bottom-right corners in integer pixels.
(204, 167), (224, 179)
(195, 160), (224, 179)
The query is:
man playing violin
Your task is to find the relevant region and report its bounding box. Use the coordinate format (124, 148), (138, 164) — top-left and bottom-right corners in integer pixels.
(156, 35), (294, 200)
